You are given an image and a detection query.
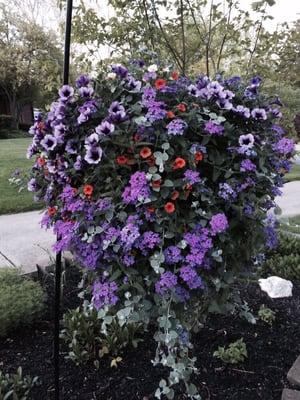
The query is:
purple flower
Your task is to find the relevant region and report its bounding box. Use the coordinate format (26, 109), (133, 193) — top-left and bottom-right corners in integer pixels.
(84, 146), (103, 164)
(85, 133), (99, 147)
(95, 121), (115, 136)
(240, 159), (256, 172)
(58, 85), (74, 101)
(137, 231), (160, 254)
(111, 64), (128, 78)
(92, 281), (119, 310)
(77, 100), (98, 125)
(218, 183), (236, 201)
(65, 139), (78, 154)
(120, 223), (140, 249)
(79, 86), (94, 98)
(238, 134), (255, 151)
(251, 108), (267, 120)
(233, 105), (250, 118)
(28, 178), (39, 192)
(108, 101), (126, 122)
(155, 272), (178, 295)
(179, 266), (203, 289)
(204, 121), (224, 135)
(41, 134), (57, 151)
(210, 213), (229, 235)
(166, 118), (187, 136)
(184, 169), (201, 185)
(273, 137), (294, 154)
(122, 172), (150, 204)
(164, 246), (182, 264)
(76, 74), (90, 88)
(145, 100), (166, 122)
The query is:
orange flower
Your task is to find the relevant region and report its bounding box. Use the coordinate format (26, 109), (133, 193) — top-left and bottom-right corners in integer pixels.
(152, 179), (162, 188)
(171, 71), (179, 80)
(167, 111), (175, 119)
(83, 184), (94, 196)
(155, 78), (166, 90)
(164, 202), (175, 214)
(177, 103), (186, 112)
(140, 147), (152, 159)
(194, 151), (203, 163)
(116, 155), (128, 165)
(171, 190), (180, 201)
(172, 157), (186, 170)
(37, 156), (46, 167)
(147, 206), (155, 213)
(48, 206), (57, 216)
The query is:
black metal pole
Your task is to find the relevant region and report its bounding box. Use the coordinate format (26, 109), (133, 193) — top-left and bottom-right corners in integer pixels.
(54, 1), (73, 399)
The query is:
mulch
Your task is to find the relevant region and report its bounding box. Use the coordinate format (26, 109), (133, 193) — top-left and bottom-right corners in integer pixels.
(0, 264), (299, 400)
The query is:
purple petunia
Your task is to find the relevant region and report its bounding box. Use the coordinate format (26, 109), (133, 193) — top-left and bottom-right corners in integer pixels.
(84, 146), (103, 164)
(41, 134), (57, 151)
(96, 121), (115, 136)
(58, 84), (74, 102)
(238, 134), (255, 151)
(251, 108), (267, 120)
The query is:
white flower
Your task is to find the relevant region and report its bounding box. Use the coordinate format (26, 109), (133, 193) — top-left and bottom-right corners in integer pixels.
(107, 72), (117, 80)
(147, 64), (158, 72)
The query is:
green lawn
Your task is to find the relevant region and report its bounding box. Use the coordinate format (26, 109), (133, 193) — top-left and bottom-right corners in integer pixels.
(285, 164), (300, 182)
(0, 138), (42, 214)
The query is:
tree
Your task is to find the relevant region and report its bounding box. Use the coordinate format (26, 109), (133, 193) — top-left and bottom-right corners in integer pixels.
(0, 4), (63, 127)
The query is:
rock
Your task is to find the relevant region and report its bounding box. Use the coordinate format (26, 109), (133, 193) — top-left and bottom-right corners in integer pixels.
(282, 389), (300, 400)
(258, 276), (293, 298)
(288, 356), (300, 387)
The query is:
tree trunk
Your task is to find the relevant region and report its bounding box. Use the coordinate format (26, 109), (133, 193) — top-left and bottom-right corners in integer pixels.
(9, 94), (19, 130)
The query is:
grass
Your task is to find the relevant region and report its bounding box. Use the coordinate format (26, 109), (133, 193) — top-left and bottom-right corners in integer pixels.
(279, 215), (300, 235)
(285, 164), (300, 182)
(0, 138), (42, 215)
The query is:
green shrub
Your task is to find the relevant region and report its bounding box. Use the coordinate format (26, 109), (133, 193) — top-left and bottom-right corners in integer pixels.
(0, 269), (46, 337)
(61, 305), (142, 366)
(0, 367), (39, 400)
(258, 305), (276, 325)
(260, 232), (300, 281)
(213, 338), (248, 365)
(0, 114), (12, 130)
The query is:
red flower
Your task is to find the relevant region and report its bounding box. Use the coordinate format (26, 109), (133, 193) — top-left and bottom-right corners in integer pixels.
(167, 111), (175, 119)
(171, 71), (179, 80)
(116, 155), (128, 165)
(194, 151), (203, 162)
(177, 103), (186, 112)
(133, 133), (141, 142)
(37, 156), (46, 167)
(164, 202), (175, 214)
(140, 147), (152, 159)
(147, 206), (155, 213)
(48, 207), (57, 216)
(83, 184), (93, 196)
(172, 157), (186, 170)
(155, 78), (166, 90)
(171, 190), (179, 201)
(152, 179), (162, 188)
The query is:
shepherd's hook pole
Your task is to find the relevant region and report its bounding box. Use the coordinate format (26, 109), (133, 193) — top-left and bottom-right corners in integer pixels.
(54, 1), (73, 399)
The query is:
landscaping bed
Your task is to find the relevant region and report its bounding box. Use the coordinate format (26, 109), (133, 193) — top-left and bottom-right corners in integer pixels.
(0, 264), (299, 400)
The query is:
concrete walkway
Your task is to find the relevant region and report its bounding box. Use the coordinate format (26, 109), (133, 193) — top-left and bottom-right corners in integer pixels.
(0, 180), (299, 274)
(276, 181), (300, 218)
(0, 210), (55, 273)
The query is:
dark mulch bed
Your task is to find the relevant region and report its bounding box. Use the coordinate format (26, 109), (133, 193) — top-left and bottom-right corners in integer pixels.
(0, 264), (299, 400)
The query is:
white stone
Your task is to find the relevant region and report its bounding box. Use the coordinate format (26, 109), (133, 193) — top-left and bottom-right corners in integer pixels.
(258, 276), (293, 298)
